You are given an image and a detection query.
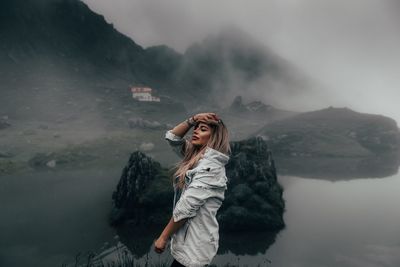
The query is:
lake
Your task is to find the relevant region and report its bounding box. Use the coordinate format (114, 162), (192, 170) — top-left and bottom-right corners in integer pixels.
(1, 165), (399, 267)
(213, 173), (400, 267)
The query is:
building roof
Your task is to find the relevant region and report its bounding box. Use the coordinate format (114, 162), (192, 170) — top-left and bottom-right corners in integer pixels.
(131, 87), (152, 93)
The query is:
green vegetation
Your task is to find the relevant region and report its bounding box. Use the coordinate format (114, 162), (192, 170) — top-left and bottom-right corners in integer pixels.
(0, 128), (177, 176)
(0, 159), (28, 175)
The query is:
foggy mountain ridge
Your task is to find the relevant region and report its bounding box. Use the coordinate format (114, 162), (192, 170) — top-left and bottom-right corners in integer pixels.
(177, 24), (320, 106)
(0, 0), (320, 122)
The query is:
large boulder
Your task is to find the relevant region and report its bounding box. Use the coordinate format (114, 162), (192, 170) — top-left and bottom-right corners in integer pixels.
(219, 137), (285, 231)
(109, 151), (173, 226)
(110, 137), (285, 232)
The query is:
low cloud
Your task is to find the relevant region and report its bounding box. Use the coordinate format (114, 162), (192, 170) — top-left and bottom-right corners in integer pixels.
(83, 0), (400, 122)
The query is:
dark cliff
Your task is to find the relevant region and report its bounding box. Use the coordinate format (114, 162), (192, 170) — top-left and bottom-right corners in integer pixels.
(110, 137), (285, 232)
(110, 151), (173, 226)
(219, 137), (285, 231)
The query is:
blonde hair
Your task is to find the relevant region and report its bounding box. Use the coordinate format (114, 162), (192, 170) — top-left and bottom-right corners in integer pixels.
(173, 120), (230, 189)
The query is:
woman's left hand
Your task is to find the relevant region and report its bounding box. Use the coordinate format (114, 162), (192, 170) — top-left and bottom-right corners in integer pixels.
(154, 236), (168, 254)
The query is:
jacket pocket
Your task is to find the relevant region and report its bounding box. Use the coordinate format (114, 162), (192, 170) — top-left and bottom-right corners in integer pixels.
(183, 219), (191, 244)
(210, 228), (219, 243)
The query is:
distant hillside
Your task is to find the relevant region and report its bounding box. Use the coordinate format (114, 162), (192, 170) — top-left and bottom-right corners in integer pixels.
(254, 107), (400, 157)
(0, 0), (184, 123)
(0, 0), (181, 83)
(0, 0), (319, 123)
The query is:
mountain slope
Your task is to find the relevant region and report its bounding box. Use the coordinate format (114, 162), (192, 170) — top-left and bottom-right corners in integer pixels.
(0, 0), (184, 122)
(254, 107), (400, 157)
(0, 0), (320, 123)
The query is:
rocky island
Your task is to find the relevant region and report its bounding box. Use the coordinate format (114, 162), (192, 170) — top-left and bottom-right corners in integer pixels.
(110, 137), (285, 232)
(255, 106), (400, 157)
(253, 106), (400, 179)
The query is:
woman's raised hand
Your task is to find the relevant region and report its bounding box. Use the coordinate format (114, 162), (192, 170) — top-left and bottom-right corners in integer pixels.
(193, 112), (220, 125)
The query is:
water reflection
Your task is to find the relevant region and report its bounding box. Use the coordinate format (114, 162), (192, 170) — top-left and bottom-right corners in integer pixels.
(218, 230), (278, 255)
(0, 168), (122, 267)
(116, 223), (164, 258)
(116, 223), (281, 258)
(3, 159), (399, 267)
(274, 153), (400, 180)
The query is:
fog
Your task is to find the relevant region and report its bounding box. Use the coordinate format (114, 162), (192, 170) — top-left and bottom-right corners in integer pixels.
(82, 0), (400, 123)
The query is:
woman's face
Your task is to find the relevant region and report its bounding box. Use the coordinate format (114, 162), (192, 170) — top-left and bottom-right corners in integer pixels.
(191, 122), (212, 146)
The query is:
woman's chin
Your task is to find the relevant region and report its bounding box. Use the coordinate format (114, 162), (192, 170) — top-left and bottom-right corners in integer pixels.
(191, 140), (201, 146)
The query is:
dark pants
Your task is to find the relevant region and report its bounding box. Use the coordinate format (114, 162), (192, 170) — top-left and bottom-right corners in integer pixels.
(170, 259), (186, 267)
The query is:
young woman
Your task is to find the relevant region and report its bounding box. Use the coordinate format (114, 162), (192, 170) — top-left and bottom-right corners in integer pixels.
(154, 112), (231, 267)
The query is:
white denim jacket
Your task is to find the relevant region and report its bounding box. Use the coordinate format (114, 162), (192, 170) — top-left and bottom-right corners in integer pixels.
(165, 130), (229, 267)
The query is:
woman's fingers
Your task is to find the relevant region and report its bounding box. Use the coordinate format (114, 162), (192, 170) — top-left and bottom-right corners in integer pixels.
(203, 113), (218, 120)
(194, 112), (220, 124)
(209, 113), (220, 121)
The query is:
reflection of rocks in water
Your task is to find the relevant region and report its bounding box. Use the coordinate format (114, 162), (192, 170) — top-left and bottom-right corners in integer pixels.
(115, 223), (163, 258)
(116, 224), (280, 258)
(219, 230), (278, 256)
(275, 152), (400, 180)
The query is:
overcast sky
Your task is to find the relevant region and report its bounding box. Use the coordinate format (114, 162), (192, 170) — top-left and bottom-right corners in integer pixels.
(83, 0), (400, 123)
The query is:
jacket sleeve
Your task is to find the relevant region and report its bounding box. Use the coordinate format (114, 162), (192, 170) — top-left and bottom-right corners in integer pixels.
(165, 130), (189, 159)
(172, 179), (211, 222)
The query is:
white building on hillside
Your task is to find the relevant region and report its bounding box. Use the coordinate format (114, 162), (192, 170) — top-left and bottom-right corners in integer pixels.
(131, 87), (160, 102)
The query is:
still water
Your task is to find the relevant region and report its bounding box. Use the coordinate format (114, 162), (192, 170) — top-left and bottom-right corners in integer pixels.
(1, 167), (399, 267)
(0, 168), (122, 267)
(213, 173), (400, 267)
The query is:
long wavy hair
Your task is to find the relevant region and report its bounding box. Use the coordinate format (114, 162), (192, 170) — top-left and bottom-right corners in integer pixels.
(173, 119), (230, 189)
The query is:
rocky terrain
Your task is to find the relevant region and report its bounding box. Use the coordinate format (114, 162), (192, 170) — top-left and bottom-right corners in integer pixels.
(110, 137), (285, 231)
(110, 151), (174, 226)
